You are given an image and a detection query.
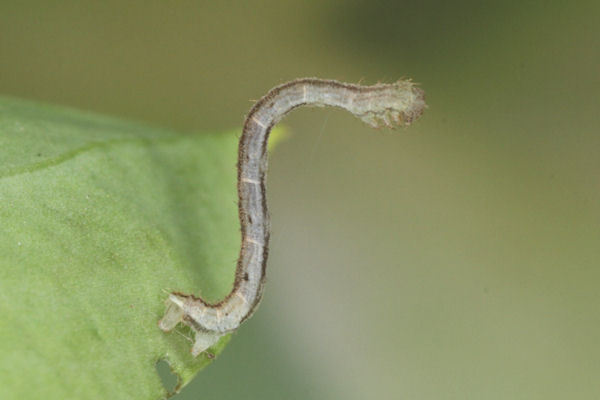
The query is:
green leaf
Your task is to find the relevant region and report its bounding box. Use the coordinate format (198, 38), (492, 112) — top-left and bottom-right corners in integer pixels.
(0, 96), (257, 399)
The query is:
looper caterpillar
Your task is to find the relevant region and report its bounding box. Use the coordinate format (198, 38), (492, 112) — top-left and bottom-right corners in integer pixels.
(159, 78), (426, 356)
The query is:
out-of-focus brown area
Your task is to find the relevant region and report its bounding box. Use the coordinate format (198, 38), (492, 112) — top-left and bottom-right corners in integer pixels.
(1, 1), (598, 398)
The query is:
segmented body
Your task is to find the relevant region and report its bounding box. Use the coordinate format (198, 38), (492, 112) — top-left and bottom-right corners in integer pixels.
(159, 78), (426, 356)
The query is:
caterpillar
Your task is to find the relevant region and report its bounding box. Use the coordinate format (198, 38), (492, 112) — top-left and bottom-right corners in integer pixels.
(159, 78), (426, 356)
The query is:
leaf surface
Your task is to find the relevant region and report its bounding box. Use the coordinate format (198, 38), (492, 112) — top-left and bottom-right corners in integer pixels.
(0, 96), (245, 399)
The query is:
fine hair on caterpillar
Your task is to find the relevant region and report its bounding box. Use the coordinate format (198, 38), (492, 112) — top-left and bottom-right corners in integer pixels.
(159, 77), (426, 356)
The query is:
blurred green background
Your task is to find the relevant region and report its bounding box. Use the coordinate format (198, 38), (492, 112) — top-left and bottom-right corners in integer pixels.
(1, 1), (599, 399)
